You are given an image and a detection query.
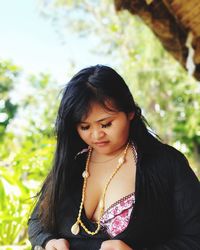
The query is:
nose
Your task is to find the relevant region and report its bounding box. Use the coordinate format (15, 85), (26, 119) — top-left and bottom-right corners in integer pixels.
(92, 128), (105, 141)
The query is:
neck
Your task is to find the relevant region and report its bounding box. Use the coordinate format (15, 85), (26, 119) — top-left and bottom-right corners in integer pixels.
(91, 142), (128, 164)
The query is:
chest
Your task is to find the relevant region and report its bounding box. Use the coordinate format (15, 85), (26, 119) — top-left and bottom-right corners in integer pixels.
(61, 152), (174, 247)
(62, 164), (173, 249)
(84, 154), (136, 221)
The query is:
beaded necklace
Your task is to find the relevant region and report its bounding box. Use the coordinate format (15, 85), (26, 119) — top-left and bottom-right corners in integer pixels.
(71, 141), (130, 235)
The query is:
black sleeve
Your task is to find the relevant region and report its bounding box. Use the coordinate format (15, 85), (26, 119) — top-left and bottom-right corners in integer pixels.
(149, 151), (200, 250)
(28, 200), (56, 249)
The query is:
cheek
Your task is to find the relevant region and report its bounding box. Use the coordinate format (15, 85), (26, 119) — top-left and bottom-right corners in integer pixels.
(77, 129), (89, 142)
(114, 120), (131, 135)
(77, 128), (83, 139)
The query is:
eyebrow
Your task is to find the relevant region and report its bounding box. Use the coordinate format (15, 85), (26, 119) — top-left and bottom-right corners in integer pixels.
(80, 115), (114, 124)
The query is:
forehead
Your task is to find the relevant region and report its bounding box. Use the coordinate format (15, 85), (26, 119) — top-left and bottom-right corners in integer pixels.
(81, 102), (118, 122)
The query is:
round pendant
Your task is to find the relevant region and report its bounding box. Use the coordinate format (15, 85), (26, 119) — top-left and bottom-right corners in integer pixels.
(71, 222), (80, 235)
(82, 170), (89, 178)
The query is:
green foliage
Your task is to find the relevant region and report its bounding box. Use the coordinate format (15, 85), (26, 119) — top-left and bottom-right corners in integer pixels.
(0, 130), (55, 248)
(0, 60), (21, 139)
(0, 60), (20, 95)
(0, 166), (30, 245)
(0, 70), (58, 248)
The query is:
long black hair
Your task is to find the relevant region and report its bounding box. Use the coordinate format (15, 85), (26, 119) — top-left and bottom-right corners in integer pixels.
(39, 64), (159, 231)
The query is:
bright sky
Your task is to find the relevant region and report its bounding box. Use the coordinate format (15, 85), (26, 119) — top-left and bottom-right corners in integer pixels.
(0, 0), (112, 83)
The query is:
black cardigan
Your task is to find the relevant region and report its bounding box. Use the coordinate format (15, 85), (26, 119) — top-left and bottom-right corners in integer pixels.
(28, 142), (200, 250)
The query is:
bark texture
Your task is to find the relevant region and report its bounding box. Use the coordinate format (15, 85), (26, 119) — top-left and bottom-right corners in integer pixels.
(114, 0), (200, 80)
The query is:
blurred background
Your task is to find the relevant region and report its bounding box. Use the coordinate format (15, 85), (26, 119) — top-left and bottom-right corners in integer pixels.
(0, 0), (199, 249)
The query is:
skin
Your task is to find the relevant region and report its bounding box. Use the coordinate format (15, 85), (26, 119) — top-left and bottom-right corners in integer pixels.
(45, 239), (69, 250)
(77, 102), (134, 250)
(45, 102), (134, 250)
(100, 240), (133, 250)
(77, 101), (134, 158)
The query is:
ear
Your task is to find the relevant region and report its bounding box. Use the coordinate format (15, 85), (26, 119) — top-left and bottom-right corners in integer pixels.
(128, 112), (135, 121)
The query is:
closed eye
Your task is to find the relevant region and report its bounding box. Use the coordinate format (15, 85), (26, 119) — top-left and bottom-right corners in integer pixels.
(101, 122), (112, 128)
(79, 121), (112, 130)
(80, 125), (90, 131)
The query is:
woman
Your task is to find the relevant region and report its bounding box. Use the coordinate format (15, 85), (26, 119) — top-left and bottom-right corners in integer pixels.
(28, 65), (200, 250)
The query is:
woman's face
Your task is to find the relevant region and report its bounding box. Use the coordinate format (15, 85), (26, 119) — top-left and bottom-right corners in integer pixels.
(76, 102), (134, 156)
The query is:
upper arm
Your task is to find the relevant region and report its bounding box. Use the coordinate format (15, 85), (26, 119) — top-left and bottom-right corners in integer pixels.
(172, 153), (200, 237)
(150, 149), (200, 249)
(28, 200), (55, 248)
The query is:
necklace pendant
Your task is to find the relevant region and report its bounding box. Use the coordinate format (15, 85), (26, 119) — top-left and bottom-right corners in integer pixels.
(118, 156), (125, 164)
(82, 170), (89, 178)
(71, 221), (80, 235)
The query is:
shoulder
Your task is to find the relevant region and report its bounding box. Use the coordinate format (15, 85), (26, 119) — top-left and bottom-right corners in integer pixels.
(146, 140), (187, 162)
(141, 141), (191, 175)
(155, 143), (189, 170)
(141, 140), (186, 164)
(138, 134), (186, 165)
(144, 142), (199, 186)
(157, 143), (187, 162)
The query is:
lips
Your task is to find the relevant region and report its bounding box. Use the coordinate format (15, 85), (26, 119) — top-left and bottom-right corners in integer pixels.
(94, 141), (109, 146)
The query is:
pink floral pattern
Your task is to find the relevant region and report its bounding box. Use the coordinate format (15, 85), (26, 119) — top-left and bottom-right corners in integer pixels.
(100, 193), (135, 237)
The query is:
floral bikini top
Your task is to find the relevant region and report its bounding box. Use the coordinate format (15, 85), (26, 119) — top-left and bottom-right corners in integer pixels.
(100, 192), (135, 237)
